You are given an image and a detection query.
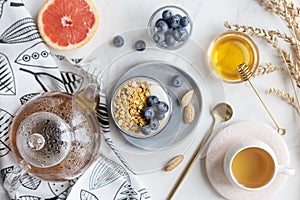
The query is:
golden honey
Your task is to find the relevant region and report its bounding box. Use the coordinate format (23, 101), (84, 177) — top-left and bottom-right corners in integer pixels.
(208, 32), (259, 82)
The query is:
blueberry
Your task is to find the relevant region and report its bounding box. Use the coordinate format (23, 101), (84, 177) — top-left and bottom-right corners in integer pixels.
(173, 27), (189, 42)
(153, 31), (165, 43)
(180, 16), (190, 27)
(169, 15), (181, 29)
(157, 101), (169, 113)
(175, 14), (183, 21)
(155, 19), (168, 33)
(135, 40), (146, 51)
(141, 125), (151, 135)
(155, 112), (165, 120)
(149, 118), (159, 130)
(165, 34), (176, 46)
(147, 96), (159, 106)
(142, 107), (155, 120)
(172, 75), (183, 87)
(112, 35), (124, 48)
(162, 9), (173, 20)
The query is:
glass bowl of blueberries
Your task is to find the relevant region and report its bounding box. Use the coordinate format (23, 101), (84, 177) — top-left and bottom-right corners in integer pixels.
(110, 76), (172, 139)
(148, 5), (192, 50)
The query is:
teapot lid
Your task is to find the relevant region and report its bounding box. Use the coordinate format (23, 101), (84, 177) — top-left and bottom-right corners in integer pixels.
(16, 112), (72, 168)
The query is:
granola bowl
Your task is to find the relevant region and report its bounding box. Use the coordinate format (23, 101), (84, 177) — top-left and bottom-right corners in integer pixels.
(111, 76), (172, 139)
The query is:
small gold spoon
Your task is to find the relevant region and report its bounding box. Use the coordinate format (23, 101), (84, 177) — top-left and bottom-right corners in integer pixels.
(236, 63), (286, 135)
(199, 102), (233, 159)
(167, 102), (233, 200)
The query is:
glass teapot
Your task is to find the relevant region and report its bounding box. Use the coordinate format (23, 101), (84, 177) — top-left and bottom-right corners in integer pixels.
(4, 84), (101, 191)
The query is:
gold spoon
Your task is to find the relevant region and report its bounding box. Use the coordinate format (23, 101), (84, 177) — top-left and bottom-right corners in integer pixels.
(236, 63), (286, 135)
(167, 102), (233, 200)
(199, 102), (233, 159)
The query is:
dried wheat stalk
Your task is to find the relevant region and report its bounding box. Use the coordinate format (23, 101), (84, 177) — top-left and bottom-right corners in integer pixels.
(265, 88), (299, 113)
(261, 0), (300, 32)
(254, 63), (286, 76)
(225, 22), (300, 88)
(224, 22), (279, 48)
(225, 0), (300, 114)
(281, 50), (300, 86)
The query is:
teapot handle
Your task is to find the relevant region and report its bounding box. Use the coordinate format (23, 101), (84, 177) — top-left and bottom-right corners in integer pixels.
(4, 162), (29, 192)
(76, 84), (99, 110)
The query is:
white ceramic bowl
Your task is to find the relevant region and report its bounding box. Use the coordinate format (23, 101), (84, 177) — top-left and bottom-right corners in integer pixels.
(111, 76), (172, 139)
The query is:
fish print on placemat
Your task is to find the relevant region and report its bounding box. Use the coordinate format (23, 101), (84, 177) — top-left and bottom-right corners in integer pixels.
(19, 68), (84, 94)
(0, 165), (13, 181)
(89, 154), (130, 190)
(0, 53), (16, 95)
(113, 181), (150, 200)
(55, 54), (66, 61)
(16, 195), (41, 200)
(20, 173), (41, 190)
(10, 2), (24, 7)
(47, 179), (77, 200)
(0, 17), (40, 44)
(69, 58), (83, 66)
(1, 166), (42, 192)
(60, 71), (84, 94)
(80, 190), (98, 200)
(19, 93), (39, 105)
(88, 154), (150, 200)
(19, 68), (65, 92)
(0, 108), (12, 157)
(15, 42), (57, 69)
(0, 0), (7, 19)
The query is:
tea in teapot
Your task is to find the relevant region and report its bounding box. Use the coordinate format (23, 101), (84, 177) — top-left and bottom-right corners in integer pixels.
(5, 84), (101, 191)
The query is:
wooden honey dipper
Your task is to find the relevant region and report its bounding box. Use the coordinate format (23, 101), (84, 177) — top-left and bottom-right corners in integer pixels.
(236, 63), (286, 135)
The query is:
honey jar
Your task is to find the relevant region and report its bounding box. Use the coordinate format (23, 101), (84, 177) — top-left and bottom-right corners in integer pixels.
(207, 31), (259, 83)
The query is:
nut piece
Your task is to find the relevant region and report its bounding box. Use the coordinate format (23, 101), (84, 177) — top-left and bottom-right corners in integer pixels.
(164, 155), (184, 171)
(113, 80), (151, 133)
(184, 102), (195, 123)
(180, 89), (194, 107)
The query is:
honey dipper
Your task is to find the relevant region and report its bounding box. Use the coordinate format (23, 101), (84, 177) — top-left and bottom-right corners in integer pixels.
(236, 63), (286, 135)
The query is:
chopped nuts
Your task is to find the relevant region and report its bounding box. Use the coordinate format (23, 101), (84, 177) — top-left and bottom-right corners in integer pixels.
(113, 80), (151, 133)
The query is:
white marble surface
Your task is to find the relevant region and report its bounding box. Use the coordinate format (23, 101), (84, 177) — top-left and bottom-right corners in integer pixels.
(24, 0), (300, 199)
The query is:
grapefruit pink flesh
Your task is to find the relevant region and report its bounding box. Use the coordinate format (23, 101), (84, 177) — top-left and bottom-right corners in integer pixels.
(38, 0), (98, 50)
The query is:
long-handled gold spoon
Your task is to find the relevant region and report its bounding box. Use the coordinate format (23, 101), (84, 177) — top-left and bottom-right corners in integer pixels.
(167, 102), (233, 200)
(236, 63), (286, 135)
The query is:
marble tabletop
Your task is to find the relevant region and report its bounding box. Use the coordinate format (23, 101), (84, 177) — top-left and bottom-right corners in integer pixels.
(23, 0), (300, 199)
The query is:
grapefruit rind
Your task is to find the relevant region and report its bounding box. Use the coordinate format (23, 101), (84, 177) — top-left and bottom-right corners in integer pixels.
(37, 0), (99, 51)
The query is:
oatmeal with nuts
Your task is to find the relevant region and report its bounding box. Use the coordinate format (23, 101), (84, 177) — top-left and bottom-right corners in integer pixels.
(112, 77), (171, 138)
(113, 80), (151, 133)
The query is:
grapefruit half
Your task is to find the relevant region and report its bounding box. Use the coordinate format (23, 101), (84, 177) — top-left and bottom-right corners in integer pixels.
(38, 0), (99, 51)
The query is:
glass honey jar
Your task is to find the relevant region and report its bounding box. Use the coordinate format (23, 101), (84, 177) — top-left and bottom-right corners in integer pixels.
(207, 31), (259, 83)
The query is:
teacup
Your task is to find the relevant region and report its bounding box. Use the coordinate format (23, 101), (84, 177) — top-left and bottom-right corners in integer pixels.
(223, 139), (294, 190)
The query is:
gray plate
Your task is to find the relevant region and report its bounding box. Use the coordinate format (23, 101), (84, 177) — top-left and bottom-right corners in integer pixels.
(109, 61), (202, 150)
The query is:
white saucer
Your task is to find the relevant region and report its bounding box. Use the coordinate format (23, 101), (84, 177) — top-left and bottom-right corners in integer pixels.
(206, 121), (291, 200)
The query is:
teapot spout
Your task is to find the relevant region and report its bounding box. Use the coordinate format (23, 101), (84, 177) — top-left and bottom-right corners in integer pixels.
(76, 84), (99, 110)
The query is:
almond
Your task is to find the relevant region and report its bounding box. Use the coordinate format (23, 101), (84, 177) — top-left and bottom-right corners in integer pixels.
(164, 155), (184, 171)
(180, 89), (194, 107)
(184, 103), (195, 123)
